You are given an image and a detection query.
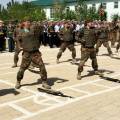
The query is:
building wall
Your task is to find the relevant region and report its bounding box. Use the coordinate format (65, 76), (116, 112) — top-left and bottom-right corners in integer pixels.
(44, 8), (51, 19)
(86, 0), (120, 21)
(44, 0), (120, 21)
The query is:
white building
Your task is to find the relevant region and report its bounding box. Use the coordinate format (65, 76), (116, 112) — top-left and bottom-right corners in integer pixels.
(32, 0), (120, 21)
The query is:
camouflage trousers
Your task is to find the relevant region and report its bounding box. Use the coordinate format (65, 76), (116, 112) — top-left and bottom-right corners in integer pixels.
(110, 32), (117, 47)
(57, 41), (76, 59)
(17, 50), (47, 82)
(78, 47), (98, 73)
(96, 39), (112, 55)
(116, 40), (120, 51)
(14, 47), (23, 65)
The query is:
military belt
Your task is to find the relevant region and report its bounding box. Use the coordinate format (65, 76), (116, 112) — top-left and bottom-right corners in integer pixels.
(81, 47), (95, 52)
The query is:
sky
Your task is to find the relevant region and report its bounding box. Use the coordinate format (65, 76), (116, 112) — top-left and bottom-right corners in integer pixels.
(0, 0), (34, 7)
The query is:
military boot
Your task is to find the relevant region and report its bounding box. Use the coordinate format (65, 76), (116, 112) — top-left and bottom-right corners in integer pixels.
(77, 73), (81, 80)
(94, 70), (103, 77)
(15, 81), (21, 89)
(42, 81), (51, 89)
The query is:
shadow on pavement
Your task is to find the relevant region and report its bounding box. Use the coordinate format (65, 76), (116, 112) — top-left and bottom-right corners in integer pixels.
(21, 77), (69, 87)
(38, 88), (73, 98)
(100, 76), (120, 83)
(111, 56), (120, 60)
(82, 69), (114, 78)
(0, 88), (20, 96)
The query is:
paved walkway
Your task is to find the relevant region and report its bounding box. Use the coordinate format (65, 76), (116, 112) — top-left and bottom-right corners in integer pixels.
(0, 45), (120, 120)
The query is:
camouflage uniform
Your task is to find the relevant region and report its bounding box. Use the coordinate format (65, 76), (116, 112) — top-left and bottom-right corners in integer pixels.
(110, 22), (118, 47)
(12, 26), (23, 67)
(77, 27), (100, 80)
(96, 26), (112, 55)
(57, 24), (76, 63)
(15, 24), (50, 89)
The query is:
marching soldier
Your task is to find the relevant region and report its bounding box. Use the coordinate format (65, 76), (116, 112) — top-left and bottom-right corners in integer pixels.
(96, 22), (113, 56)
(110, 21), (118, 47)
(77, 20), (102, 80)
(15, 20), (51, 89)
(56, 22), (76, 64)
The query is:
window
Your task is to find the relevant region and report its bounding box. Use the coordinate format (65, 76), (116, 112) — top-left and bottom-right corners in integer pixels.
(114, 2), (118, 8)
(102, 3), (106, 9)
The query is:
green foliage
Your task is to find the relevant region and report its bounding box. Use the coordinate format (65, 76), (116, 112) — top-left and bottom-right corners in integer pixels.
(76, 0), (88, 21)
(0, 0), (46, 21)
(0, 0), (108, 21)
(64, 9), (76, 20)
(52, 0), (106, 21)
(112, 14), (120, 21)
(52, 0), (67, 20)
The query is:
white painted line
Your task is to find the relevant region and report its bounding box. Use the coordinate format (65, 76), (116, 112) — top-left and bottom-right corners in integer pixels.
(92, 83), (112, 89)
(33, 93), (62, 104)
(0, 63), (12, 66)
(0, 96), (34, 107)
(9, 103), (31, 115)
(15, 84), (120, 120)
(0, 63), (70, 76)
(22, 88), (62, 103)
(68, 87), (91, 94)
(0, 72), (120, 106)
(0, 79), (15, 86)
(58, 72), (120, 91)
(0, 79), (63, 105)
(34, 99), (53, 106)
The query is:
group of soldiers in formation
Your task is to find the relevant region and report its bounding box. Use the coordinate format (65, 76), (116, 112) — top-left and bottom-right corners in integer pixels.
(0, 19), (120, 90)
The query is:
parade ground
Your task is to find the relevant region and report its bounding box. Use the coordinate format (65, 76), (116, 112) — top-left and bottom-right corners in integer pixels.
(1, 45), (120, 120)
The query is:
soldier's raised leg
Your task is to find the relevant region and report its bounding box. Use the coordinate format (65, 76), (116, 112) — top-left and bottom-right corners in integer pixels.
(12, 48), (22, 68)
(56, 42), (66, 63)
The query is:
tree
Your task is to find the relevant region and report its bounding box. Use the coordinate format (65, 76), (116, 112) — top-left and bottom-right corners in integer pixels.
(0, 0), (46, 21)
(98, 3), (107, 21)
(76, 0), (88, 21)
(53, 0), (67, 20)
(64, 8), (76, 20)
(112, 14), (120, 21)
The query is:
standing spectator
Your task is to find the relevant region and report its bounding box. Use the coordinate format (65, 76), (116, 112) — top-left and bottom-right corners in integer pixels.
(48, 21), (55, 48)
(0, 20), (7, 52)
(7, 22), (15, 52)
